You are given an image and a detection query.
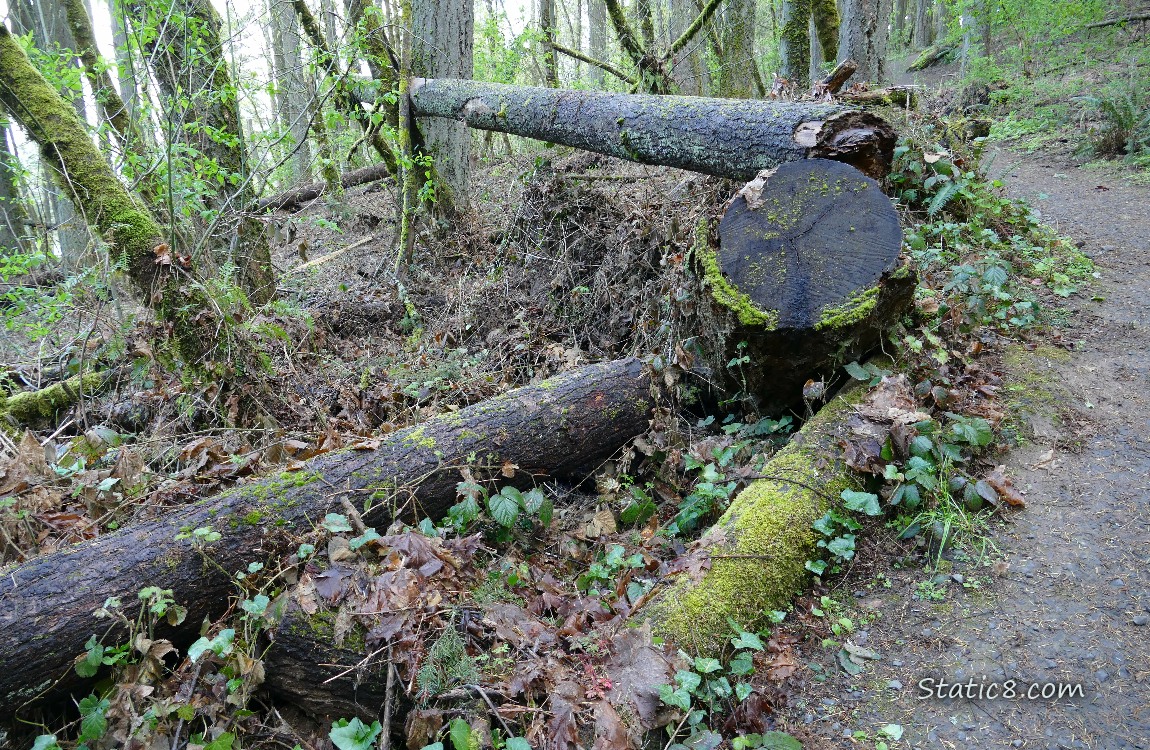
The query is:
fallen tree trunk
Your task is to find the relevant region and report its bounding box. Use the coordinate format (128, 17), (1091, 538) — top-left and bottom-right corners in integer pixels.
(840, 86), (919, 109)
(0, 371), (107, 428)
(907, 42), (957, 71)
(256, 162), (394, 213)
(694, 158), (914, 413)
(636, 373), (872, 651)
(0, 358), (653, 718)
(409, 78), (897, 180)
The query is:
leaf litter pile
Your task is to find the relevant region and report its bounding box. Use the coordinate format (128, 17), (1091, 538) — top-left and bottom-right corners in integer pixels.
(0, 137), (1090, 749)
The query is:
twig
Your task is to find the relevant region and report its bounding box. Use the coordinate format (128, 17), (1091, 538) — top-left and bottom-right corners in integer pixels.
(380, 648), (397, 750)
(465, 683), (515, 738)
(321, 646), (389, 684)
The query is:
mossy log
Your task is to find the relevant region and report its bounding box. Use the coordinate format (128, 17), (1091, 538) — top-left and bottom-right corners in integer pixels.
(408, 78), (897, 180)
(840, 86), (919, 109)
(0, 359), (653, 718)
(907, 42), (957, 72)
(263, 602), (395, 722)
(0, 371), (107, 428)
(695, 159), (914, 413)
(637, 375), (871, 652)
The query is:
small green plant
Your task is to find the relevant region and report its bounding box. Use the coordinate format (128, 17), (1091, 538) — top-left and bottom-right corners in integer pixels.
(656, 617), (786, 748)
(914, 579), (948, 601)
(576, 544), (646, 603)
(417, 621), (480, 698)
(806, 489), (883, 576)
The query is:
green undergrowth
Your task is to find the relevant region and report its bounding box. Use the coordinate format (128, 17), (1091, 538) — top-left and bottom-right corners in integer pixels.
(892, 115), (1095, 338)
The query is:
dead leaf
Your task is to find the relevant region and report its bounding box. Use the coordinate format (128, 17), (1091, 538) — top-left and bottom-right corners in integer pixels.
(581, 509), (616, 539)
(985, 466), (1026, 507)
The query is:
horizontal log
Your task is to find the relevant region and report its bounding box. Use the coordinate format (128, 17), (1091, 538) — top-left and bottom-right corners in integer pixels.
(255, 162), (393, 213)
(638, 373), (872, 651)
(0, 358), (654, 718)
(409, 78), (897, 180)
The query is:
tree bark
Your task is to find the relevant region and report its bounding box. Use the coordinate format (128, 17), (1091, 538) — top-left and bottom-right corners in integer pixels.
(0, 358), (654, 717)
(411, 0), (473, 209)
(271, 0), (315, 183)
(912, 0), (933, 48)
(717, 0), (755, 98)
(668, 0), (708, 95)
(837, 0), (894, 86)
(256, 161), (393, 212)
(0, 124), (28, 255)
(10, 0), (90, 271)
(539, 0), (560, 86)
(127, 0), (275, 304)
(408, 79), (898, 180)
(693, 159), (913, 412)
(587, 0), (608, 86)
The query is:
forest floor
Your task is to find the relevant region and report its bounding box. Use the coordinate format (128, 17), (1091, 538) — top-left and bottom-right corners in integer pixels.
(774, 148), (1150, 749)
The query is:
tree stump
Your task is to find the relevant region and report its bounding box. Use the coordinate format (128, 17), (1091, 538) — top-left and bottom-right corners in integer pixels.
(695, 158), (913, 413)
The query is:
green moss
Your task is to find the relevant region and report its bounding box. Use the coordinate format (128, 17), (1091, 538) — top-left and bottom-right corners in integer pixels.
(0, 371), (106, 424)
(402, 426), (437, 449)
(814, 284), (880, 331)
(696, 218), (779, 329)
(646, 385), (866, 653)
(242, 510), (263, 525)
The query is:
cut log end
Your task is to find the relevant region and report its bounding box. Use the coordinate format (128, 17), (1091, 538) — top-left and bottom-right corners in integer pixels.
(698, 159), (914, 413)
(808, 111), (897, 181)
(717, 159), (902, 330)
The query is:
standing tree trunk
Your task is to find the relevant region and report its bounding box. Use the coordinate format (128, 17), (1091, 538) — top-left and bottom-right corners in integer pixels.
(587, 0), (607, 86)
(127, 0), (275, 304)
(411, 0), (473, 210)
(271, 0), (315, 183)
(0, 25), (238, 369)
(10, 0), (90, 272)
(717, 0), (756, 98)
(539, 0), (560, 86)
(0, 124), (27, 254)
(668, 0), (708, 94)
(780, 0), (808, 85)
(895, 0), (908, 44)
(913, 0), (933, 48)
(838, 0), (894, 86)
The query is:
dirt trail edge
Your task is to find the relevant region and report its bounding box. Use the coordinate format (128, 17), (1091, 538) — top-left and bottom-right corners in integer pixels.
(783, 150), (1150, 749)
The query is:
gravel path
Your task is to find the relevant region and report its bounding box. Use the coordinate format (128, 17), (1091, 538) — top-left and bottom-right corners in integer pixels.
(781, 150), (1150, 749)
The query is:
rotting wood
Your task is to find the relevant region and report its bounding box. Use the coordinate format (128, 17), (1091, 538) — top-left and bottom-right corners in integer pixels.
(0, 358), (654, 718)
(408, 78), (897, 180)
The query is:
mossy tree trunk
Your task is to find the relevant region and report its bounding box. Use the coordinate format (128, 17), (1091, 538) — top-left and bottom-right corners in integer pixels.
(637, 375), (871, 651)
(0, 359), (654, 718)
(408, 79), (898, 180)
(781, 0), (840, 88)
(693, 159), (913, 414)
(717, 0), (757, 98)
(125, 0), (275, 304)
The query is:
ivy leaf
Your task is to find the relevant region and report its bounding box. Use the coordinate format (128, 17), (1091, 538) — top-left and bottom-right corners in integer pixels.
(675, 669), (702, 692)
(693, 657), (722, 674)
(843, 361), (871, 380)
(349, 527), (383, 550)
(805, 559), (828, 576)
(322, 513), (353, 533)
(658, 683), (692, 711)
(841, 489), (882, 516)
(329, 718), (383, 750)
(487, 490), (520, 527)
(504, 739), (532, 750)
(826, 534), (857, 560)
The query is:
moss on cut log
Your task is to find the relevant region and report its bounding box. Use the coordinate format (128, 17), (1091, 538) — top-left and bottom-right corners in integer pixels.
(694, 159), (914, 413)
(0, 372), (107, 426)
(638, 376), (872, 652)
